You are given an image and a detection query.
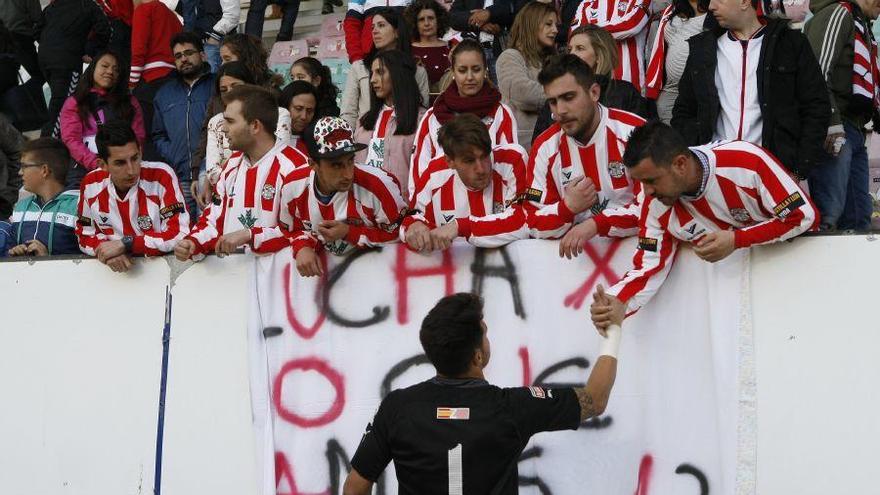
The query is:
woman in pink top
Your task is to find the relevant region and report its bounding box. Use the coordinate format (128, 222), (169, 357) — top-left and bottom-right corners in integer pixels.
(59, 50), (146, 189)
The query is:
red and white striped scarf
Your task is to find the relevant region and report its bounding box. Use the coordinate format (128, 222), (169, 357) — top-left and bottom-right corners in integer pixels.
(840, 2), (880, 110)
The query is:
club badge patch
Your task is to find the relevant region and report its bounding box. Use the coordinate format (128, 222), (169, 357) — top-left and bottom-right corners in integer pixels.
(729, 208), (752, 224)
(160, 203), (184, 219)
(524, 188), (543, 202)
(608, 161), (626, 179)
(137, 215), (153, 231)
(437, 407), (470, 420)
(261, 184), (276, 201)
(493, 202), (505, 214)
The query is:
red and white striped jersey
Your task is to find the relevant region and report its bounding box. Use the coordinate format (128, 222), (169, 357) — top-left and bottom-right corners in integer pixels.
(401, 143), (531, 248)
(76, 161), (189, 256)
(280, 163), (407, 256)
(410, 103), (518, 199)
(186, 142), (310, 255)
(608, 140), (819, 312)
(526, 105), (645, 239)
(571, 0), (652, 92)
(287, 134), (310, 159)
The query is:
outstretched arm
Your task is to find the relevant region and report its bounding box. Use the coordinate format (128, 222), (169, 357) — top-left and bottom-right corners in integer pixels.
(576, 285), (622, 421)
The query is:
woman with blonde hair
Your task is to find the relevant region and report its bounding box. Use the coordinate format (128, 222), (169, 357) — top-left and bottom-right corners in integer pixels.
(531, 23), (653, 141)
(495, 1), (558, 148)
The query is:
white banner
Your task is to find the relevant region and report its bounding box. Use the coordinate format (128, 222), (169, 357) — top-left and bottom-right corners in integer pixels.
(251, 239), (751, 495)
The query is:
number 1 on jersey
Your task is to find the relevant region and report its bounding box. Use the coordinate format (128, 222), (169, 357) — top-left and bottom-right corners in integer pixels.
(448, 443), (463, 495)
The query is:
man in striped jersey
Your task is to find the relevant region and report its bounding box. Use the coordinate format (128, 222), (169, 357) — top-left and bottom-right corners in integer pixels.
(590, 122), (818, 329)
(401, 114), (534, 252)
(174, 85), (309, 261)
(76, 121), (190, 273)
(527, 55), (646, 258)
(284, 116), (408, 277)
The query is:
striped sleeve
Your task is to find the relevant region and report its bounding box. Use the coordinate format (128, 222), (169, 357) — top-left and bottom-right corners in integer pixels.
(129, 4), (149, 86)
(400, 161), (443, 240)
(726, 149), (819, 248)
(593, 187), (643, 238)
(805, 4), (852, 127)
(644, 6), (673, 100)
(75, 178), (105, 256)
(133, 167), (190, 255)
(346, 167), (407, 248)
(410, 110), (436, 200)
(606, 196), (679, 313)
(600, 0), (651, 40)
(524, 130), (575, 239)
(496, 104), (519, 145)
(186, 168), (229, 255)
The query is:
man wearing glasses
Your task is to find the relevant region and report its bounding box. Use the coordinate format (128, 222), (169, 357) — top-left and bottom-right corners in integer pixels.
(152, 31), (216, 220)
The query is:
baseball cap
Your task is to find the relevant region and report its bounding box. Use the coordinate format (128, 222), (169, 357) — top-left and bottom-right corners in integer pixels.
(303, 116), (367, 160)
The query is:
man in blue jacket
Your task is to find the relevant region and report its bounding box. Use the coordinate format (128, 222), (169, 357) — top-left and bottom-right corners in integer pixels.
(152, 31), (216, 219)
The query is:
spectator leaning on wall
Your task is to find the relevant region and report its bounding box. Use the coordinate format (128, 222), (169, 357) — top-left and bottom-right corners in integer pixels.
(401, 113), (531, 252)
(284, 116), (407, 278)
(174, 85), (309, 262)
(590, 122), (819, 330)
(76, 121), (190, 273)
(6, 138), (80, 257)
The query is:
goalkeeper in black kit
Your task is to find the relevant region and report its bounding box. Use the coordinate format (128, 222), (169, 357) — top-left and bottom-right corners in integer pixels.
(343, 288), (624, 494)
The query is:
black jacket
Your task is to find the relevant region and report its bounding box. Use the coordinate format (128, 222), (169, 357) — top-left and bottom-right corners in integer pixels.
(37, 0), (110, 70)
(532, 74), (656, 143)
(671, 19), (831, 177)
(448, 0), (528, 55)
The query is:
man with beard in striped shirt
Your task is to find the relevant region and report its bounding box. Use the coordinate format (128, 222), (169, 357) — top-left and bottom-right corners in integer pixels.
(590, 122), (818, 330)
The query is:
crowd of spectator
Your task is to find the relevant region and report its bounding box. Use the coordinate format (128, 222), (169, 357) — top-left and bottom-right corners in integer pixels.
(0, 0), (878, 277)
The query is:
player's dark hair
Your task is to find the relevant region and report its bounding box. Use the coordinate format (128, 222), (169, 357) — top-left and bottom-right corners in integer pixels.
(170, 31), (205, 53)
(292, 56), (339, 102)
(420, 293), (485, 377)
(360, 50), (420, 135)
(222, 84), (280, 136)
(538, 54), (597, 92)
(437, 113), (492, 160)
(21, 138), (71, 183)
(621, 121), (690, 169)
(95, 120), (138, 160)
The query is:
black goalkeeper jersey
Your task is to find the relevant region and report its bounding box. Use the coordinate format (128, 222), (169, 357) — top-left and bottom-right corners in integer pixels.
(350, 376), (581, 494)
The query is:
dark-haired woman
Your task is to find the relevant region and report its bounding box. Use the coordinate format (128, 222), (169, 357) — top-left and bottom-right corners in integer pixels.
(410, 39), (517, 195)
(290, 56), (341, 118)
(354, 50), (425, 192)
(644, 0), (711, 123)
(280, 80), (320, 157)
(218, 33), (283, 89)
(199, 61), (291, 207)
(341, 8), (430, 129)
(405, 0), (451, 92)
(60, 51), (145, 188)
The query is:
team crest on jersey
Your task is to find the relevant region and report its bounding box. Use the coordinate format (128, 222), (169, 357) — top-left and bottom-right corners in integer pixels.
(261, 184), (276, 201)
(493, 202), (505, 214)
(590, 197), (609, 215)
(617, 1), (629, 16)
(437, 407), (470, 420)
(137, 215), (153, 231)
(238, 209), (257, 228)
(608, 161), (626, 179)
(729, 208), (753, 224)
(529, 386), (552, 399)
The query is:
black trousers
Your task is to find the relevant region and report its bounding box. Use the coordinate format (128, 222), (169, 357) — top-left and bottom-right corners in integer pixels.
(10, 33), (43, 86)
(40, 66), (80, 137)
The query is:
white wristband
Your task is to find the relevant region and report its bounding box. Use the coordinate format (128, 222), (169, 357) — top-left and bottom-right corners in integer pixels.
(598, 324), (622, 359)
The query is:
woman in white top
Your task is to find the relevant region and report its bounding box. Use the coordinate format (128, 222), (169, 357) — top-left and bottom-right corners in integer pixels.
(353, 50), (426, 193)
(199, 62), (291, 207)
(644, 0), (711, 123)
(340, 7), (431, 129)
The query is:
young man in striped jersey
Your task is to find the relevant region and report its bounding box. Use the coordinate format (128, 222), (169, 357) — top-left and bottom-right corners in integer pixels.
(527, 54), (646, 258)
(174, 85), (309, 261)
(284, 116), (407, 277)
(401, 113), (535, 252)
(76, 121), (190, 273)
(590, 122), (818, 329)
